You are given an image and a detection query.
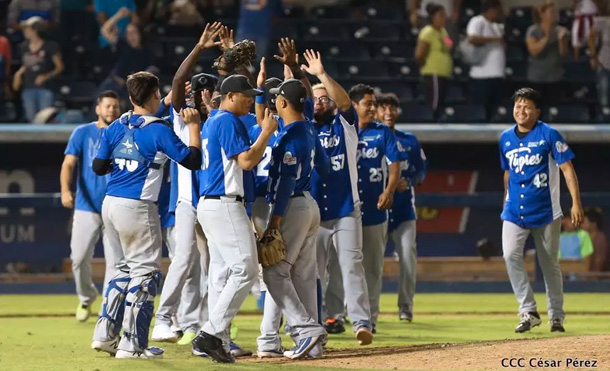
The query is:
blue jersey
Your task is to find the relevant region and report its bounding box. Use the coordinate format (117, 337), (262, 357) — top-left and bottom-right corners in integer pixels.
(240, 113), (258, 132)
(357, 122), (404, 226)
(158, 163), (175, 228)
(312, 107), (360, 221)
(64, 122), (109, 213)
(199, 110), (251, 197)
(96, 113), (191, 202)
(389, 130), (427, 231)
(267, 120), (321, 216)
(499, 121), (575, 229)
(168, 105), (200, 211)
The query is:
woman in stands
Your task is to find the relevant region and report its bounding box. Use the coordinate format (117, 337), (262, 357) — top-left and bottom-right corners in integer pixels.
(525, 1), (569, 106)
(12, 16), (64, 122)
(414, 2), (453, 120)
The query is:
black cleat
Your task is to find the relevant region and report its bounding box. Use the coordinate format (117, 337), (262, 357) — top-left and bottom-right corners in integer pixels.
(192, 331), (235, 363)
(515, 312), (542, 333)
(324, 317), (346, 334)
(550, 318), (565, 332)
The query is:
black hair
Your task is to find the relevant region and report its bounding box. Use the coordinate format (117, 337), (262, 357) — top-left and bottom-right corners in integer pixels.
(376, 93), (400, 108)
(97, 90), (119, 104)
(482, 0), (502, 12)
(348, 83), (375, 103)
(126, 72), (159, 107)
(426, 3), (445, 19)
(586, 208), (604, 230)
(512, 87), (542, 109)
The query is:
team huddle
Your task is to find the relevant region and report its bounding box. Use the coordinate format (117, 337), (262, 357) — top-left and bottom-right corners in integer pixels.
(60, 22), (582, 363)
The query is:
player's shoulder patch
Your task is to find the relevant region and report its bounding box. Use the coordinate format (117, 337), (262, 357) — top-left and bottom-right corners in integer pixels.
(283, 151), (297, 166)
(555, 140), (569, 153)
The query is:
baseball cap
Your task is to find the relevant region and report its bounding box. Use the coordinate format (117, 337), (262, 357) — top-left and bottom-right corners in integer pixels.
(20, 16), (44, 28)
(191, 73), (218, 93)
(268, 79), (307, 107)
(220, 75), (263, 96)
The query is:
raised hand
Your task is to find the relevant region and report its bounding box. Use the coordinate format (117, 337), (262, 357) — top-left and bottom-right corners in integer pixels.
(274, 38), (298, 67)
(181, 107), (201, 125)
(198, 22), (223, 49)
(217, 26), (235, 51)
(257, 57), (267, 88)
(301, 49), (325, 76)
(261, 107), (279, 134)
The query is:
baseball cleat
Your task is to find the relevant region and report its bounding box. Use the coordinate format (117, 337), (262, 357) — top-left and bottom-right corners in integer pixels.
(76, 304), (91, 322)
(191, 331), (235, 363)
(151, 323), (179, 343)
(257, 347), (285, 358)
(307, 343), (324, 359)
(192, 346), (209, 357)
(550, 318), (565, 332)
(515, 312), (542, 333)
(355, 325), (374, 346)
(324, 317), (346, 334)
(115, 347), (164, 359)
(399, 309), (413, 322)
(229, 342), (253, 357)
(177, 331), (197, 345)
(283, 335), (321, 359)
(91, 338), (119, 356)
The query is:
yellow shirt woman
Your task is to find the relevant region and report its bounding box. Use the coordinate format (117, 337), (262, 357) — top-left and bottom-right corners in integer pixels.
(418, 25), (453, 78)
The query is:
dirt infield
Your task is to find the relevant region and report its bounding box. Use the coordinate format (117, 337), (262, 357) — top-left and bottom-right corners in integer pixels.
(252, 335), (609, 370)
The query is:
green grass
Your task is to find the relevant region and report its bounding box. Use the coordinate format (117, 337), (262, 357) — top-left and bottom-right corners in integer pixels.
(0, 293), (609, 371)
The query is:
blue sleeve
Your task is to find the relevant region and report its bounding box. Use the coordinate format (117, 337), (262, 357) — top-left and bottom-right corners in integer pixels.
(64, 127), (83, 156)
(314, 136), (330, 176)
(249, 125), (261, 143)
(549, 128), (575, 165)
(338, 106), (358, 126)
(499, 135), (509, 171)
(271, 140), (299, 217)
(155, 100), (169, 118)
(412, 136), (427, 184)
(304, 98), (314, 121)
(384, 128), (402, 163)
(95, 126), (113, 160)
(94, 0), (106, 13)
(155, 124), (191, 163)
(219, 117), (250, 158)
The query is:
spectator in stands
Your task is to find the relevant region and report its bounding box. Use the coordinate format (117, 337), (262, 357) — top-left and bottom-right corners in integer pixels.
(466, 0), (505, 120)
(415, 3), (453, 119)
(0, 24), (11, 102)
(12, 17), (63, 123)
(99, 7), (156, 103)
(409, 0), (462, 43)
(236, 0), (282, 58)
(589, 13), (610, 107)
(167, 0), (204, 27)
(582, 208), (610, 272)
(559, 214), (594, 264)
(572, 0), (606, 60)
(60, 0), (96, 48)
(525, 1), (569, 105)
(95, 0), (136, 49)
(7, 0), (59, 32)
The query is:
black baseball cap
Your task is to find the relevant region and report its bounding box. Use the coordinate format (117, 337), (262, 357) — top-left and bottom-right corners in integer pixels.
(191, 73), (218, 93)
(269, 79), (307, 106)
(220, 75), (263, 96)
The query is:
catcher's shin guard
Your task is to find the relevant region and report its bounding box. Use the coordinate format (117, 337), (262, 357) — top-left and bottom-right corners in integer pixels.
(119, 271), (162, 351)
(93, 269), (130, 341)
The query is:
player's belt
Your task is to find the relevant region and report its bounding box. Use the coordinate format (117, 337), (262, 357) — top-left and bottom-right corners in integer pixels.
(205, 195), (244, 202)
(290, 192), (305, 198)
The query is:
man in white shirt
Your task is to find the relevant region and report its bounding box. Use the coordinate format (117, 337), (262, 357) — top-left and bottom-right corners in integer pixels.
(466, 0), (505, 120)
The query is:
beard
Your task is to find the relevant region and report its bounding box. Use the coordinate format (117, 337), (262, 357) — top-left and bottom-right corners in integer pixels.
(314, 109), (334, 124)
(101, 116), (114, 125)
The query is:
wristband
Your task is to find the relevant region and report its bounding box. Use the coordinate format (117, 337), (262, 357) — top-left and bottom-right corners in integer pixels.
(255, 87), (266, 104)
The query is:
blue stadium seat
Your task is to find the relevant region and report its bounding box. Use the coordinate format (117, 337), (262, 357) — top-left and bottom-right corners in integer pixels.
(325, 42), (372, 61)
(0, 102), (18, 122)
(459, 6), (479, 30)
(563, 61), (595, 81)
(164, 39), (199, 63)
(372, 82), (414, 102)
(282, 5), (306, 18)
(209, 7), (239, 20)
(164, 24), (204, 38)
(506, 7), (533, 33)
(59, 81), (98, 109)
(596, 106), (610, 122)
(301, 22), (350, 41)
(370, 42), (415, 60)
(442, 104), (487, 123)
(271, 20), (299, 41)
(490, 105), (514, 123)
(337, 61), (390, 79)
(387, 60), (420, 79)
(505, 62), (527, 81)
(351, 23), (402, 42)
(506, 45), (526, 62)
(546, 104), (591, 123)
(358, 3), (405, 21)
(399, 103), (435, 123)
(452, 62), (470, 82)
(311, 5), (352, 19)
(445, 84), (466, 103)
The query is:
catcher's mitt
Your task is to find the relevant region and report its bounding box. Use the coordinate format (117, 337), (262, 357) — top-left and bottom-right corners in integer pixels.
(257, 228), (286, 268)
(213, 39), (257, 71)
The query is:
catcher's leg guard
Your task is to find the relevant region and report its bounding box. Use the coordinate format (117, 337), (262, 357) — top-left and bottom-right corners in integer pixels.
(118, 271), (162, 352)
(93, 269), (130, 342)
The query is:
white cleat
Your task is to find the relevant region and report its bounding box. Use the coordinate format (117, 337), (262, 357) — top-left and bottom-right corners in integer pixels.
(151, 323), (179, 343)
(91, 338), (119, 356)
(115, 347), (164, 359)
(257, 347), (285, 358)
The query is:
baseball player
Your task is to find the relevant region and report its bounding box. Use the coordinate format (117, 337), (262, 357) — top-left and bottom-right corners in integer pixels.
(348, 84), (402, 332)
(153, 23), (221, 346)
(262, 78), (330, 360)
(304, 50), (374, 345)
(500, 87), (583, 333)
(60, 90), (121, 322)
(90, 72), (203, 359)
(377, 93), (427, 322)
(192, 74), (277, 363)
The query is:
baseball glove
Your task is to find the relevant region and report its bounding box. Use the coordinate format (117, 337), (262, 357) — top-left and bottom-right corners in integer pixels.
(257, 228), (286, 268)
(213, 39), (257, 71)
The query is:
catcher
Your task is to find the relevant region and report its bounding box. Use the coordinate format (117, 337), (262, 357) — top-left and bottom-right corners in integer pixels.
(259, 78), (329, 360)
